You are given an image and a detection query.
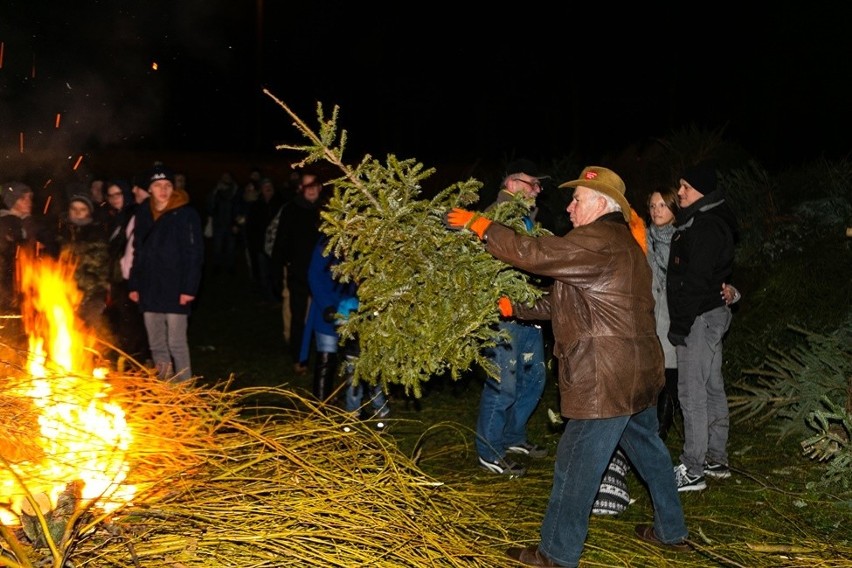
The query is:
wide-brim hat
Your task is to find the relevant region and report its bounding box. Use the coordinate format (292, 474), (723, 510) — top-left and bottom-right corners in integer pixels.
(559, 166), (631, 222)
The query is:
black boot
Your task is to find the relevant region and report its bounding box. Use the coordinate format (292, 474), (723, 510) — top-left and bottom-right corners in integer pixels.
(313, 352), (338, 401)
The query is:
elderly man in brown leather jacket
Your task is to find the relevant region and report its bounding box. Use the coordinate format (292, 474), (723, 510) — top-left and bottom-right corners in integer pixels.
(447, 166), (689, 567)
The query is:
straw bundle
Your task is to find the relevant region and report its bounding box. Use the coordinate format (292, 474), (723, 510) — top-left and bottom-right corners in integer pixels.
(1, 374), (515, 567)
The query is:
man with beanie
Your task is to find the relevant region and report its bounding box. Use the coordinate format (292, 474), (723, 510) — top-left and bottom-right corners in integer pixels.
(666, 160), (739, 491)
(446, 165), (689, 566)
(128, 164), (204, 382)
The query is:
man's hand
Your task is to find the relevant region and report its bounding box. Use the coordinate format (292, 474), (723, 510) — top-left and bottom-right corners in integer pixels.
(667, 331), (686, 347)
(721, 283), (741, 305)
(445, 208), (492, 240)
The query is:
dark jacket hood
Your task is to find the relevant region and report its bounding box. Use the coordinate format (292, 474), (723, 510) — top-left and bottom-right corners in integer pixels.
(676, 189), (739, 243)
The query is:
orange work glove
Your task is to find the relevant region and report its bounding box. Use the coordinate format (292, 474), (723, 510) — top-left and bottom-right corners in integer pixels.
(498, 296), (513, 318)
(445, 208), (492, 240)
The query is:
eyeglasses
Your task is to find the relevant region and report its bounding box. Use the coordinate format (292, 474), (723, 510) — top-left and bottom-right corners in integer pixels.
(515, 178), (542, 190)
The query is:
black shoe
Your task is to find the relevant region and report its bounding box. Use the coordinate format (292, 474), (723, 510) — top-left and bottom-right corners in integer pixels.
(506, 441), (548, 458)
(674, 463), (707, 492)
(703, 461), (731, 479)
(478, 456), (526, 477)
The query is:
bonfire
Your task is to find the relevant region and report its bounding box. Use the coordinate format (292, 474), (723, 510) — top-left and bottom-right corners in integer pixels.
(0, 248), (513, 567)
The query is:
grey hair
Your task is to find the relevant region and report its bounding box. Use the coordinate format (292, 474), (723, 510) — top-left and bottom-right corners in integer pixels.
(591, 189), (621, 215)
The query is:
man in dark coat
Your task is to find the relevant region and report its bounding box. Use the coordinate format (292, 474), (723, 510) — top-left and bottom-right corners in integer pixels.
(666, 160), (739, 491)
(128, 165), (204, 381)
(270, 169), (326, 373)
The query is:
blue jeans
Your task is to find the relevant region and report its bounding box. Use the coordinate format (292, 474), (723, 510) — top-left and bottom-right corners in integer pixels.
(342, 354), (388, 416)
(677, 305), (732, 475)
(475, 321), (546, 462)
(539, 407), (688, 567)
(143, 312), (191, 382)
(315, 331), (338, 354)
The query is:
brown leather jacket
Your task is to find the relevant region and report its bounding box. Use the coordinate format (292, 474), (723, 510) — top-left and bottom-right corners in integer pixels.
(484, 212), (663, 419)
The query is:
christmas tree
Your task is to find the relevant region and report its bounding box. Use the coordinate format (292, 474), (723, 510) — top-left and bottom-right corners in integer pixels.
(265, 92), (548, 398)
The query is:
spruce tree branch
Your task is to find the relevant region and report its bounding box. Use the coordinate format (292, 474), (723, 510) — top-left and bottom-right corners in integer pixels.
(263, 90), (381, 210)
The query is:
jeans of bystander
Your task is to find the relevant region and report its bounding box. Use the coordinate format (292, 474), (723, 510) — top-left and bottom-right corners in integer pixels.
(143, 312), (191, 382)
(475, 320), (546, 462)
(676, 305), (733, 476)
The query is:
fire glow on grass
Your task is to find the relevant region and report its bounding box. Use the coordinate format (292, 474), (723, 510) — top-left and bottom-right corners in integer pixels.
(0, 250), (135, 525)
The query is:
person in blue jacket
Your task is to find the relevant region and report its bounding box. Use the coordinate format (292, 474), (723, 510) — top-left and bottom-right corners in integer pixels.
(299, 236), (355, 400)
(128, 164), (204, 382)
(300, 237), (389, 419)
(335, 295), (389, 420)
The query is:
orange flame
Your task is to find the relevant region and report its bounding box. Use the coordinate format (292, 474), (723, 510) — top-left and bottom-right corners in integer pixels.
(0, 251), (135, 525)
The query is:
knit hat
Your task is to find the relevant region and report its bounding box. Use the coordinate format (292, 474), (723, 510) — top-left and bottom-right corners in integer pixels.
(559, 166), (631, 222)
(681, 161), (717, 195)
(145, 164), (176, 189)
(2, 181), (33, 209)
(69, 193), (94, 214)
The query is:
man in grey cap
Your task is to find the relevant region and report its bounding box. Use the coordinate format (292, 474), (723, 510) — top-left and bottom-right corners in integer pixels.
(472, 158), (550, 478)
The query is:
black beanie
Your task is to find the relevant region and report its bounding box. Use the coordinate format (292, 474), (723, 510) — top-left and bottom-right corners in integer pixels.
(681, 161), (717, 195)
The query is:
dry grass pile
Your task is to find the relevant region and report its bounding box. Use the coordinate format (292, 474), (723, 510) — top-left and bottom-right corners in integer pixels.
(1, 371), (514, 567)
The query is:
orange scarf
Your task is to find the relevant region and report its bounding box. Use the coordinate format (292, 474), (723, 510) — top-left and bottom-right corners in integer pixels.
(151, 189), (190, 221)
(628, 207), (648, 255)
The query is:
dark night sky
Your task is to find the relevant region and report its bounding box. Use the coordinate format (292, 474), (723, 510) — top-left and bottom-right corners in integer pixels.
(2, 2), (851, 176)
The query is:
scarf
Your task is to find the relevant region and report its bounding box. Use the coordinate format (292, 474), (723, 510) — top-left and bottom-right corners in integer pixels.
(647, 222), (675, 279)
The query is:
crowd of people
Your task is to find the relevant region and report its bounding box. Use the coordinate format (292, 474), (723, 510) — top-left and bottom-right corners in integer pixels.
(0, 162), (331, 385)
(2, 155), (741, 566)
